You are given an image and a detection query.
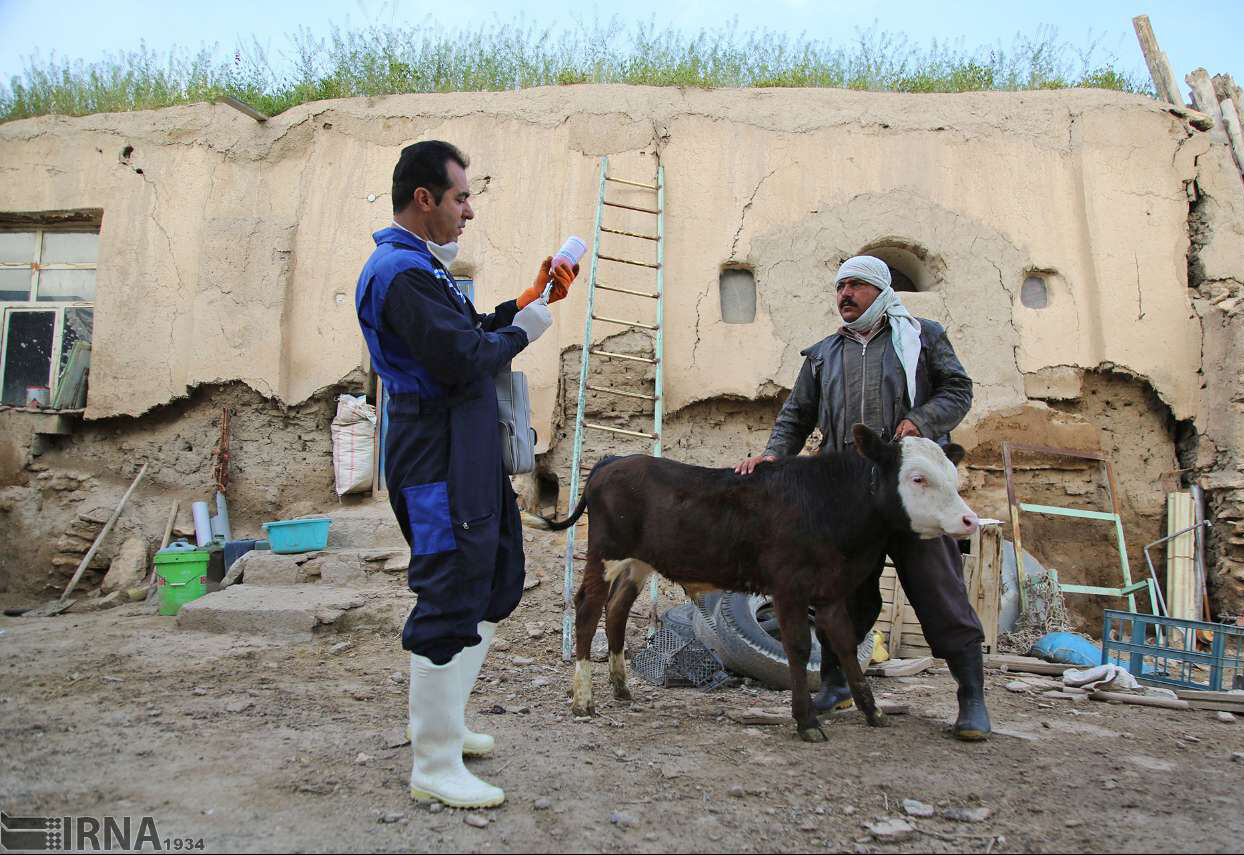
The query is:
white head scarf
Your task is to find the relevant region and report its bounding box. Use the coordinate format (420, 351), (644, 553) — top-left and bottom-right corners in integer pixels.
(835, 255), (922, 406)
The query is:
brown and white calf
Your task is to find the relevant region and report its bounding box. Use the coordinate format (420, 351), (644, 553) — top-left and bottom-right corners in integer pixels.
(535, 424), (978, 742)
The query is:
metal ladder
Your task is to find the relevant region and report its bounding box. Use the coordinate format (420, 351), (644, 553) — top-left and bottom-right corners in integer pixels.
(561, 156), (666, 661)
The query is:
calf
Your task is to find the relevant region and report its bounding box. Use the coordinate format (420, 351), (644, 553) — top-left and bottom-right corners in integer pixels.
(536, 424), (978, 742)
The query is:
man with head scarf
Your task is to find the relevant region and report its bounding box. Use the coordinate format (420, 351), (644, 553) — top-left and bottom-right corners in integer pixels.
(735, 255), (990, 741)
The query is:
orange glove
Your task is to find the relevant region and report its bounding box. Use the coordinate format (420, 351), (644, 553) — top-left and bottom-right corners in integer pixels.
(517, 257), (581, 308)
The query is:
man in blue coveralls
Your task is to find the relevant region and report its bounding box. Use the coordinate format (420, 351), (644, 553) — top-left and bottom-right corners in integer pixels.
(355, 140), (577, 809)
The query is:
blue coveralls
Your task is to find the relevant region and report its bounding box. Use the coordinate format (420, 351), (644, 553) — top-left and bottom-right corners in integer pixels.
(355, 226), (529, 664)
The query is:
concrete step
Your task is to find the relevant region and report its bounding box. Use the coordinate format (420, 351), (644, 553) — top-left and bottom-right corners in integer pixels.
(176, 585), (373, 641)
(324, 502), (406, 548)
(233, 547), (407, 587)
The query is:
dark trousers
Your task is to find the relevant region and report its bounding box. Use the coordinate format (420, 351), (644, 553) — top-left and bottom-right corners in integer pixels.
(827, 534), (984, 662)
(385, 389), (526, 665)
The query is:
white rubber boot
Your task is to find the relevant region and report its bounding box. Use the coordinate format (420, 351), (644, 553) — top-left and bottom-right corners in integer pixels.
(458, 621), (497, 757)
(408, 653), (505, 808)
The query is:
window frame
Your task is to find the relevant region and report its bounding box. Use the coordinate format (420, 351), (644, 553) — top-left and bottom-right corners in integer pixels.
(0, 226), (97, 408)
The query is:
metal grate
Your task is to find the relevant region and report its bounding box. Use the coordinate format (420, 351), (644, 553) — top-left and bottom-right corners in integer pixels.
(1102, 609), (1244, 691)
(630, 627), (729, 690)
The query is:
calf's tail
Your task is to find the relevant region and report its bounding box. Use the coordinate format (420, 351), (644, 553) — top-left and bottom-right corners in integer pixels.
(525, 456), (619, 531)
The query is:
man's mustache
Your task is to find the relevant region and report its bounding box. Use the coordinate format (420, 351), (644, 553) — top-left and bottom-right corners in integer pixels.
(839, 299), (857, 308)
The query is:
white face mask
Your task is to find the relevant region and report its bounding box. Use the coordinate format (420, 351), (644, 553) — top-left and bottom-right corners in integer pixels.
(427, 240), (459, 268)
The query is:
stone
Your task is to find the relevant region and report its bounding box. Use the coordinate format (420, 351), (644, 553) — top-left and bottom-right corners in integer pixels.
(610, 811), (638, 828)
(1232, 752), (1244, 763)
(523, 576), (541, 591)
(355, 753), (373, 764)
(126, 586), (148, 602)
(428, 803), (444, 814)
(382, 727), (410, 748)
(865, 819), (914, 841)
(727, 785), (746, 798)
(68, 590), (124, 612)
(590, 630), (609, 662)
(943, 806), (992, 823)
(225, 699), (254, 713)
(330, 641), (352, 654)
(525, 622), (545, 639)
(192, 687), (209, 696)
(1216, 711), (1236, 723)
(380, 812), (403, 824)
(463, 813), (488, 828)
(901, 799), (935, 818)
(1005, 681), (1029, 693)
(512, 656), (534, 666)
(533, 798), (552, 810)
(101, 536), (149, 594)
(175, 585), (365, 641)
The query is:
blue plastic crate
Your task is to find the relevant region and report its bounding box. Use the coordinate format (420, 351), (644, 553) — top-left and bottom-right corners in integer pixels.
(1102, 609), (1244, 691)
(262, 518), (331, 554)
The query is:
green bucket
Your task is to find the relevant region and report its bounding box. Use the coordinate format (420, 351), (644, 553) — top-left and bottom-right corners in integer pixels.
(153, 546), (211, 616)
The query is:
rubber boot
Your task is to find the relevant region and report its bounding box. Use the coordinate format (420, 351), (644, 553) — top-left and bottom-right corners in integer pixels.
(945, 645), (992, 741)
(406, 622), (496, 757)
(408, 653), (505, 808)
(457, 621), (497, 757)
(813, 662), (855, 713)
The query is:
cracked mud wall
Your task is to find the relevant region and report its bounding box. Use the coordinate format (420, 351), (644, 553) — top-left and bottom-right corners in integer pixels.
(2, 85), (1235, 615)
(0, 381), (352, 595)
(1187, 128), (1244, 617)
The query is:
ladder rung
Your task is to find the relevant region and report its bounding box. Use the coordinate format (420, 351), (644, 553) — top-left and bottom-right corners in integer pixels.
(585, 422), (658, 440)
(592, 314), (658, 331)
(590, 349), (658, 365)
(605, 176), (658, 191)
(587, 384), (656, 401)
(599, 254), (660, 270)
(604, 201), (661, 215)
(601, 226), (659, 241)
(596, 284), (659, 299)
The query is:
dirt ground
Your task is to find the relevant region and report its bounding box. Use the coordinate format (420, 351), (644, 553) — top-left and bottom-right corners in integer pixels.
(2, 524), (1241, 854)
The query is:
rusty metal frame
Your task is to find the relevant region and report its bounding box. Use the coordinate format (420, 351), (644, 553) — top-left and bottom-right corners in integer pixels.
(1002, 442), (1153, 615)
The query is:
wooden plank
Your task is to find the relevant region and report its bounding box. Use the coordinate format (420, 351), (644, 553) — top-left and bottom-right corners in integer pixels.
(866, 656), (934, 677)
(1132, 15), (1184, 106)
(986, 654), (1067, 676)
(978, 526), (1003, 652)
(888, 578), (908, 655)
(1174, 689), (1244, 703)
(1090, 690), (1189, 711)
(1187, 68), (1231, 144)
(1218, 96), (1244, 178)
(1214, 74), (1244, 130)
(1167, 493), (1199, 621)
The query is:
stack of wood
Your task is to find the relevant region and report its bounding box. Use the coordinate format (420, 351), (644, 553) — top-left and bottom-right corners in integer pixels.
(1133, 15), (1244, 184)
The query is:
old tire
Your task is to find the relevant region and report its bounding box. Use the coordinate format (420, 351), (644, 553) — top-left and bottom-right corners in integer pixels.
(692, 593), (874, 691)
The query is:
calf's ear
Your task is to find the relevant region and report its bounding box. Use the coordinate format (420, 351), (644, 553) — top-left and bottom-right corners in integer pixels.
(944, 444), (966, 466)
(852, 424), (887, 462)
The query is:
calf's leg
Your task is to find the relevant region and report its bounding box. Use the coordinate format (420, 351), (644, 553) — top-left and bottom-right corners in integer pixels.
(603, 565), (646, 701)
(815, 601), (888, 728)
(772, 591), (826, 743)
(571, 553), (609, 717)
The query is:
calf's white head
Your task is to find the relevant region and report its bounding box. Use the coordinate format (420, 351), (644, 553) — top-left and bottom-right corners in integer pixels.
(853, 424), (980, 539)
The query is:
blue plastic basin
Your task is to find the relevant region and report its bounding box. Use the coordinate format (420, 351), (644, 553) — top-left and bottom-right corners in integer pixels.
(262, 518), (331, 554)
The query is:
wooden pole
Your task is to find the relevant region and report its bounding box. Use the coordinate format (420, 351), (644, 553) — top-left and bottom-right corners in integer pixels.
(60, 462), (148, 600)
(1187, 68), (1231, 144)
(1218, 97), (1244, 178)
(159, 500), (179, 550)
(1132, 16), (1184, 106)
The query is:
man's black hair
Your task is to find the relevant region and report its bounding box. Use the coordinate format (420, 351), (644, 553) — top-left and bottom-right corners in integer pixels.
(392, 140), (469, 214)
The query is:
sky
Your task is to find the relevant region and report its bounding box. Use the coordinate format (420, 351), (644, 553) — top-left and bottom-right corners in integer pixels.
(0, 0), (1239, 93)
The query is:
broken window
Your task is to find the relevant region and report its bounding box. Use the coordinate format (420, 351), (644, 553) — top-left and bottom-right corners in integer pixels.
(0, 224), (98, 408)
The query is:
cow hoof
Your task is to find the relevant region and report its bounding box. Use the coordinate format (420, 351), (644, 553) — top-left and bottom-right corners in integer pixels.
(798, 725), (828, 743)
(612, 685), (633, 702)
(571, 703), (595, 718)
(867, 710), (891, 728)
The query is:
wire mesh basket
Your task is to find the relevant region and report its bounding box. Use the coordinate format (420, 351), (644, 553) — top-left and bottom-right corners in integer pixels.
(631, 627), (730, 690)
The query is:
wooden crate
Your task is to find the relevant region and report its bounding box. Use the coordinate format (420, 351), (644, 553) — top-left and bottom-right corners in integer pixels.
(871, 526), (1002, 658)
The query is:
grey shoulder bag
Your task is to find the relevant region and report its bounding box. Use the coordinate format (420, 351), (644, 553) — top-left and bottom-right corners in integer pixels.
(495, 367), (536, 475)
